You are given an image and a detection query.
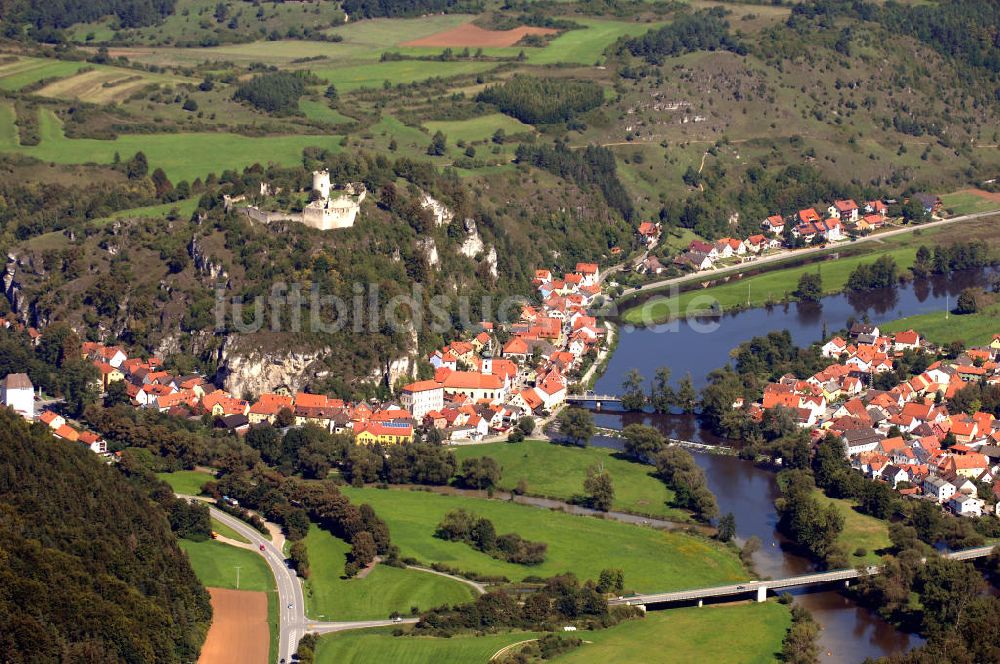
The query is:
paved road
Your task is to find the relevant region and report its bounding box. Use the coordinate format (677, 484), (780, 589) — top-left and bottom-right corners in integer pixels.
(197, 501), (412, 662)
(617, 209), (1000, 304)
(610, 544), (997, 607)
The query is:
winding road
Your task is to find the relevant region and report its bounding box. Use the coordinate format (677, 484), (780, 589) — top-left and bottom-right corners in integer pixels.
(194, 500), (415, 663)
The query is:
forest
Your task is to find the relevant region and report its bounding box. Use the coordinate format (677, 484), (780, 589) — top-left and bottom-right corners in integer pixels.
(622, 7), (744, 65)
(0, 409), (211, 663)
(0, 0), (176, 30)
(790, 0), (1000, 73)
(341, 0), (479, 19)
(233, 71), (309, 115)
(476, 75), (604, 125)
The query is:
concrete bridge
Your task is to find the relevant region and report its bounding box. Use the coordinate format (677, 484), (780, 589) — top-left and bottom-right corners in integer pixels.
(609, 545), (996, 608)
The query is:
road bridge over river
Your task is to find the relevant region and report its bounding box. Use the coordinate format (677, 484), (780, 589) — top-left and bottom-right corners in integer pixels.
(609, 545), (996, 608)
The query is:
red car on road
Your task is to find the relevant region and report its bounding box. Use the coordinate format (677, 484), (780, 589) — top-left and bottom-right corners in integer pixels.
(259, 544), (265, 552)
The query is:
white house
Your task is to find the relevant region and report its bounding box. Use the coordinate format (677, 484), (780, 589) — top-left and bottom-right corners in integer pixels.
(923, 475), (956, 504)
(1, 373), (34, 419)
(821, 337), (848, 359)
(401, 380), (445, 421)
(948, 493), (984, 517)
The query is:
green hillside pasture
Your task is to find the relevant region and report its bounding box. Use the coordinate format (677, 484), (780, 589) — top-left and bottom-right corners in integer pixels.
(304, 525), (476, 620)
(423, 113), (532, 145)
(308, 59), (496, 92)
(324, 15), (476, 48)
(314, 602), (789, 664)
(35, 66), (189, 104)
(526, 18), (666, 65)
(0, 57), (93, 91)
(0, 106), (343, 182)
(941, 190), (1000, 216)
(882, 302), (1000, 347)
(341, 487), (746, 591)
(452, 440), (688, 521)
(156, 469), (214, 495)
(180, 539), (274, 592)
(299, 99), (354, 125)
(315, 628), (544, 664)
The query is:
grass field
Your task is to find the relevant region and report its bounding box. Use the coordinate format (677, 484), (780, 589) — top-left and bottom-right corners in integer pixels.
(212, 518), (250, 544)
(622, 219), (1000, 325)
(299, 99), (354, 125)
(36, 66), (190, 104)
(881, 302), (1000, 347)
(524, 18), (665, 65)
(180, 539), (274, 592)
(304, 525), (476, 621)
(940, 190), (1000, 216)
(156, 469), (214, 495)
(813, 491), (891, 565)
(423, 113), (532, 145)
(0, 105), (343, 182)
(308, 59), (496, 92)
(0, 57), (93, 91)
(554, 602), (789, 663)
(315, 628), (545, 664)
(452, 440), (688, 521)
(314, 602), (789, 664)
(341, 487), (746, 591)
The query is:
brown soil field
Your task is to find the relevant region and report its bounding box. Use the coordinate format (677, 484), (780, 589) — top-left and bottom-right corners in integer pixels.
(198, 588), (269, 664)
(402, 23), (557, 48)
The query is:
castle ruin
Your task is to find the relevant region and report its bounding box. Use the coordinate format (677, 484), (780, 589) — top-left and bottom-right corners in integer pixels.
(242, 170), (365, 231)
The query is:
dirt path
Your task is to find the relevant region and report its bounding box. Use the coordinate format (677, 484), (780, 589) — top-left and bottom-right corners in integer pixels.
(490, 639), (539, 661)
(198, 588), (269, 664)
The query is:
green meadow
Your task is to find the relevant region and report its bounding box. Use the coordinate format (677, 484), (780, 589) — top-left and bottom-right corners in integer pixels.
(308, 59), (496, 92)
(211, 518), (250, 544)
(452, 440), (688, 521)
(813, 491), (891, 565)
(315, 628), (544, 664)
(341, 486), (746, 591)
(423, 113), (532, 145)
(0, 105), (343, 182)
(304, 525), (476, 621)
(156, 469), (214, 495)
(299, 99), (354, 125)
(525, 18), (666, 65)
(0, 57), (92, 91)
(314, 603), (789, 664)
(882, 303), (1000, 347)
(180, 539), (274, 592)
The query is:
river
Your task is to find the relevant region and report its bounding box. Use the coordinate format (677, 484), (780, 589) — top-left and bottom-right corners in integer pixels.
(584, 271), (995, 661)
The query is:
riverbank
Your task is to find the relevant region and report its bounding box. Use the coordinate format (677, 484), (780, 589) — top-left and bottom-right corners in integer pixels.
(881, 301), (1000, 347)
(617, 212), (1000, 326)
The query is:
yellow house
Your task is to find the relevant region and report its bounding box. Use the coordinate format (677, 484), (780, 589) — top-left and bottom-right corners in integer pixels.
(93, 361), (125, 392)
(355, 423), (413, 445)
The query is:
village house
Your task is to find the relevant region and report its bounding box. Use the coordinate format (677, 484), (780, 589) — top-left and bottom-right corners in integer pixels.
(354, 422), (413, 445)
(923, 475), (956, 504)
(761, 215), (785, 235)
(829, 199), (860, 222)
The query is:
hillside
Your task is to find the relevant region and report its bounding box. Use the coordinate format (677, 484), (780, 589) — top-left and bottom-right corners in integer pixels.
(0, 408), (211, 662)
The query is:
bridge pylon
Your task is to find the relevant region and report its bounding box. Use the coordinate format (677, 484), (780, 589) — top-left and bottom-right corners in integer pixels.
(756, 586), (767, 603)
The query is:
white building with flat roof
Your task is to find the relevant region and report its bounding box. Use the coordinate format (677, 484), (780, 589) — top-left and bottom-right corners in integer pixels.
(1, 373), (34, 419)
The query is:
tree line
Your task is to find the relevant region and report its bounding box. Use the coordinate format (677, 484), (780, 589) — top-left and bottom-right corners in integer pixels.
(3, 0), (176, 31)
(233, 71), (309, 115)
(435, 508), (547, 565)
(341, 0), (480, 19)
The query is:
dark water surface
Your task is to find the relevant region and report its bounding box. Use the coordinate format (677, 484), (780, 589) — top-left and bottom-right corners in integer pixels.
(581, 273), (1000, 660)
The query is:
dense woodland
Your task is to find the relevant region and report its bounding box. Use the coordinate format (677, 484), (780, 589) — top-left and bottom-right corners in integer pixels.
(622, 7), (744, 64)
(0, 0), (176, 31)
(341, 0), (478, 19)
(0, 409), (210, 663)
(476, 76), (604, 125)
(233, 71), (308, 115)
